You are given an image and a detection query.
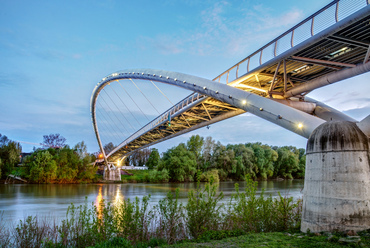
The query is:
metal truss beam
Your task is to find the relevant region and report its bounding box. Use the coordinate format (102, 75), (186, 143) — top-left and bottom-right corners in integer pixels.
(290, 56), (356, 68)
(285, 61), (370, 97)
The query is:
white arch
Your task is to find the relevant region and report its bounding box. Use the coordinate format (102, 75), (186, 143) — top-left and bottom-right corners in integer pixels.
(91, 69), (329, 161)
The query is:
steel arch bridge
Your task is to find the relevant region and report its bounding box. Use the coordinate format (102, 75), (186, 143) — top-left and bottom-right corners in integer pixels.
(91, 0), (370, 165)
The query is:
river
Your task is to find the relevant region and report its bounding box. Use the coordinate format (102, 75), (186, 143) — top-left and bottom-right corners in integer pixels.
(0, 180), (304, 224)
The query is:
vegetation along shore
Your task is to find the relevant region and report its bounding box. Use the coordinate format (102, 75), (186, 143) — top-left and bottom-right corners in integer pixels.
(1, 133), (305, 184)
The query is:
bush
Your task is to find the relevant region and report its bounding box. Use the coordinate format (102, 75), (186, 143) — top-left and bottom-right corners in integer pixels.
(155, 189), (186, 243)
(113, 195), (155, 243)
(13, 216), (58, 248)
(223, 176), (302, 233)
(186, 181), (223, 239)
(148, 169), (169, 183)
(199, 169), (219, 183)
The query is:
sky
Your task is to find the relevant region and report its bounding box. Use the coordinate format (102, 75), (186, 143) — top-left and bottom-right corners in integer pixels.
(0, 0), (369, 153)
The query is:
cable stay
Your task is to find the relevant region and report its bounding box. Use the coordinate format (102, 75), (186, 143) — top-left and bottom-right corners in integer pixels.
(129, 78), (160, 114)
(96, 107), (125, 145)
(97, 101), (128, 144)
(115, 81), (150, 122)
(101, 89), (137, 131)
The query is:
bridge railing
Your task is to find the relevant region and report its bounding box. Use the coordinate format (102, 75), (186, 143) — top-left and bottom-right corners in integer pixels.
(213, 0), (369, 84)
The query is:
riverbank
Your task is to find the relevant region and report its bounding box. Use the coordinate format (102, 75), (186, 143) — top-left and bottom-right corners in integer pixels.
(4, 168), (301, 185)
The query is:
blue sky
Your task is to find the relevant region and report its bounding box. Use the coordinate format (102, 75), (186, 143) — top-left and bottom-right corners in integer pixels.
(1, 0), (369, 153)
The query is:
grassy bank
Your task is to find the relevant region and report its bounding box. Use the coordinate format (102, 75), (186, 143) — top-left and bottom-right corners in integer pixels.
(164, 231), (369, 248)
(121, 170), (149, 183)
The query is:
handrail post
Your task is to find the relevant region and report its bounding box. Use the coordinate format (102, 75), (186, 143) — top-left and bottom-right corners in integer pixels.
(311, 17), (315, 36)
(260, 50), (263, 65)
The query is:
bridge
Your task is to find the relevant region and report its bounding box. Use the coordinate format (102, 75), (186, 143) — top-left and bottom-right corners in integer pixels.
(91, 0), (370, 233)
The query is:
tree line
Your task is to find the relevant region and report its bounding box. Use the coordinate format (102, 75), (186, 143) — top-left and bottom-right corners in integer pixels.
(1, 132), (305, 183)
(0, 133), (97, 183)
(128, 135), (306, 182)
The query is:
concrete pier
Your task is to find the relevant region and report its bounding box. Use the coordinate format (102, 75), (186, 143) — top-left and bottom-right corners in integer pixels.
(103, 164), (121, 181)
(301, 121), (370, 232)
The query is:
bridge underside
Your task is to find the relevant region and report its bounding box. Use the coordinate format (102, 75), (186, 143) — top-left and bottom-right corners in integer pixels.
(108, 95), (244, 162)
(217, 7), (370, 99)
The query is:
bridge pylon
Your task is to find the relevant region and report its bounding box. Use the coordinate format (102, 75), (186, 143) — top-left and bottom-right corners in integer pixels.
(103, 163), (121, 181)
(302, 121), (370, 232)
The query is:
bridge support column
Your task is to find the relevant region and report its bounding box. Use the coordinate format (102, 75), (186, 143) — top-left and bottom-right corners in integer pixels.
(103, 164), (121, 181)
(301, 121), (370, 233)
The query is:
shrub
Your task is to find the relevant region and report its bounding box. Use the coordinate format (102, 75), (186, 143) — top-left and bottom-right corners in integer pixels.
(13, 216), (58, 248)
(186, 181), (223, 239)
(148, 169), (169, 183)
(199, 169), (219, 183)
(113, 195), (155, 243)
(155, 189), (186, 243)
(223, 176), (302, 233)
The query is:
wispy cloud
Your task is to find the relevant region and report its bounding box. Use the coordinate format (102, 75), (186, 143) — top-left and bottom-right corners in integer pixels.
(141, 1), (304, 57)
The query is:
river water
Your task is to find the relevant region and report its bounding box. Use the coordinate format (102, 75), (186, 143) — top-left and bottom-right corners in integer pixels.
(0, 180), (304, 224)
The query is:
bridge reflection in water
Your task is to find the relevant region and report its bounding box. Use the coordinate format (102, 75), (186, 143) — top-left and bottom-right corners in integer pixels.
(0, 181), (307, 223)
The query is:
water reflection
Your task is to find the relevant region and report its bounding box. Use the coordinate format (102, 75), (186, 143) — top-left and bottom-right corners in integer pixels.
(95, 185), (103, 219)
(114, 185), (124, 205)
(0, 180), (304, 223)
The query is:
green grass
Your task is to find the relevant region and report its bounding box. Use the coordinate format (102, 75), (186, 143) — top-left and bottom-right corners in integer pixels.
(121, 170), (149, 183)
(163, 232), (369, 248)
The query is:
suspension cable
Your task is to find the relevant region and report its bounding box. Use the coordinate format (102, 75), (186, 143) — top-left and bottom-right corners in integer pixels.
(97, 102), (126, 143)
(96, 107), (123, 145)
(150, 80), (174, 105)
(116, 81), (150, 122)
(129, 78), (160, 114)
(101, 89), (138, 131)
(98, 97), (132, 138)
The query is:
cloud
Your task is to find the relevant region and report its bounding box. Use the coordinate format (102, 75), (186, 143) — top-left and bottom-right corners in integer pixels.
(141, 1), (304, 57)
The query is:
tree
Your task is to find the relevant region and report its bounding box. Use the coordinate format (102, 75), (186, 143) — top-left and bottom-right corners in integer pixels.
(146, 148), (160, 170)
(246, 143), (277, 180)
(43, 133), (66, 148)
(161, 143), (197, 182)
(211, 142), (236, 180)
(103, 142), (115, 154)
(129, 148), (151, 166)
(74, 141), (88, 159)
(227, 144), (255, 179)
(186, 135), (204, 169)
(273, 147), (299, 179)
(27, 150), (57, 183)
(202, 136), (216, 170)
(0, 133), (22, 178)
